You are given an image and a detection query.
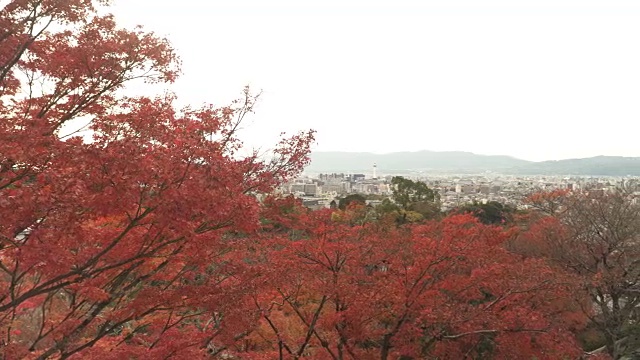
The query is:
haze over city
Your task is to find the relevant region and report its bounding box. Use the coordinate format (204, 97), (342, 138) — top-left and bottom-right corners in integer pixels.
(105, 0), (640, 162)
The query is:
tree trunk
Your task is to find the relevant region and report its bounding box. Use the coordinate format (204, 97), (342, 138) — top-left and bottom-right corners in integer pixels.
(380, 334), (392, 360)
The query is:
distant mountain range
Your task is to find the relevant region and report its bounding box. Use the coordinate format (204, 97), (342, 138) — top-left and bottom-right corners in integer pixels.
(306, 151), (640, 176)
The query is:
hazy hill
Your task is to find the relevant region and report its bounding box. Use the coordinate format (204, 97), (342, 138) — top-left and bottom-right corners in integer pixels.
(306, 151), (640, 176)
(514, 156), (640, 176)
(307, 151), (530, 173)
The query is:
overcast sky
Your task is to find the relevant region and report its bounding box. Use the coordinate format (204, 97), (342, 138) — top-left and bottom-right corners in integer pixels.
(109, 0), (640, 161)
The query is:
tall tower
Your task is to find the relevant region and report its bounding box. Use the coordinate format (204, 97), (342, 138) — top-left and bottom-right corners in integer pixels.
(372, 163), (377, 180)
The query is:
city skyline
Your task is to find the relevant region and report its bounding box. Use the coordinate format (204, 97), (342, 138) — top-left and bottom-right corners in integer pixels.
(108, 0), (640, 162)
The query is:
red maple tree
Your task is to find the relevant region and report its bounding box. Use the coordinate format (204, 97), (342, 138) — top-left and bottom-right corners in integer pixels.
(242, 202), (585, 359)
(0, 1), (313, 358)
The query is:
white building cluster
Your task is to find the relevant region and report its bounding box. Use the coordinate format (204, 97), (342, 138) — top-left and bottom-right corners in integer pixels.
(278, 164), (640, 211)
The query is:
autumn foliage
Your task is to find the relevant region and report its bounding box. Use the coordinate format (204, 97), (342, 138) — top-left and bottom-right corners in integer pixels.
(516, 189), (640, 359)
(242, 203), (585, 359)
(0, 0), (604, 359)
(1, 0), (313, 358)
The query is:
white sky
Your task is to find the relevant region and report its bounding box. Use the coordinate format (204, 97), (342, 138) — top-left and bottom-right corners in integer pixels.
(108, 0), (640, 161)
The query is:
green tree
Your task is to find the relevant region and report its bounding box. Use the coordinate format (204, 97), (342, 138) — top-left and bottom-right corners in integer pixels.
(390, 176), (440, 220)
(377, 198), (400, 214)
(391, 176), (438, 209)
(329, 199), (338, 209)
(454, 200), (515, 225)
(338, 193), (366, 210)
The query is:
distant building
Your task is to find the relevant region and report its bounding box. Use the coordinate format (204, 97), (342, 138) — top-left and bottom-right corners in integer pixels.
(289, 183), (319, 196)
